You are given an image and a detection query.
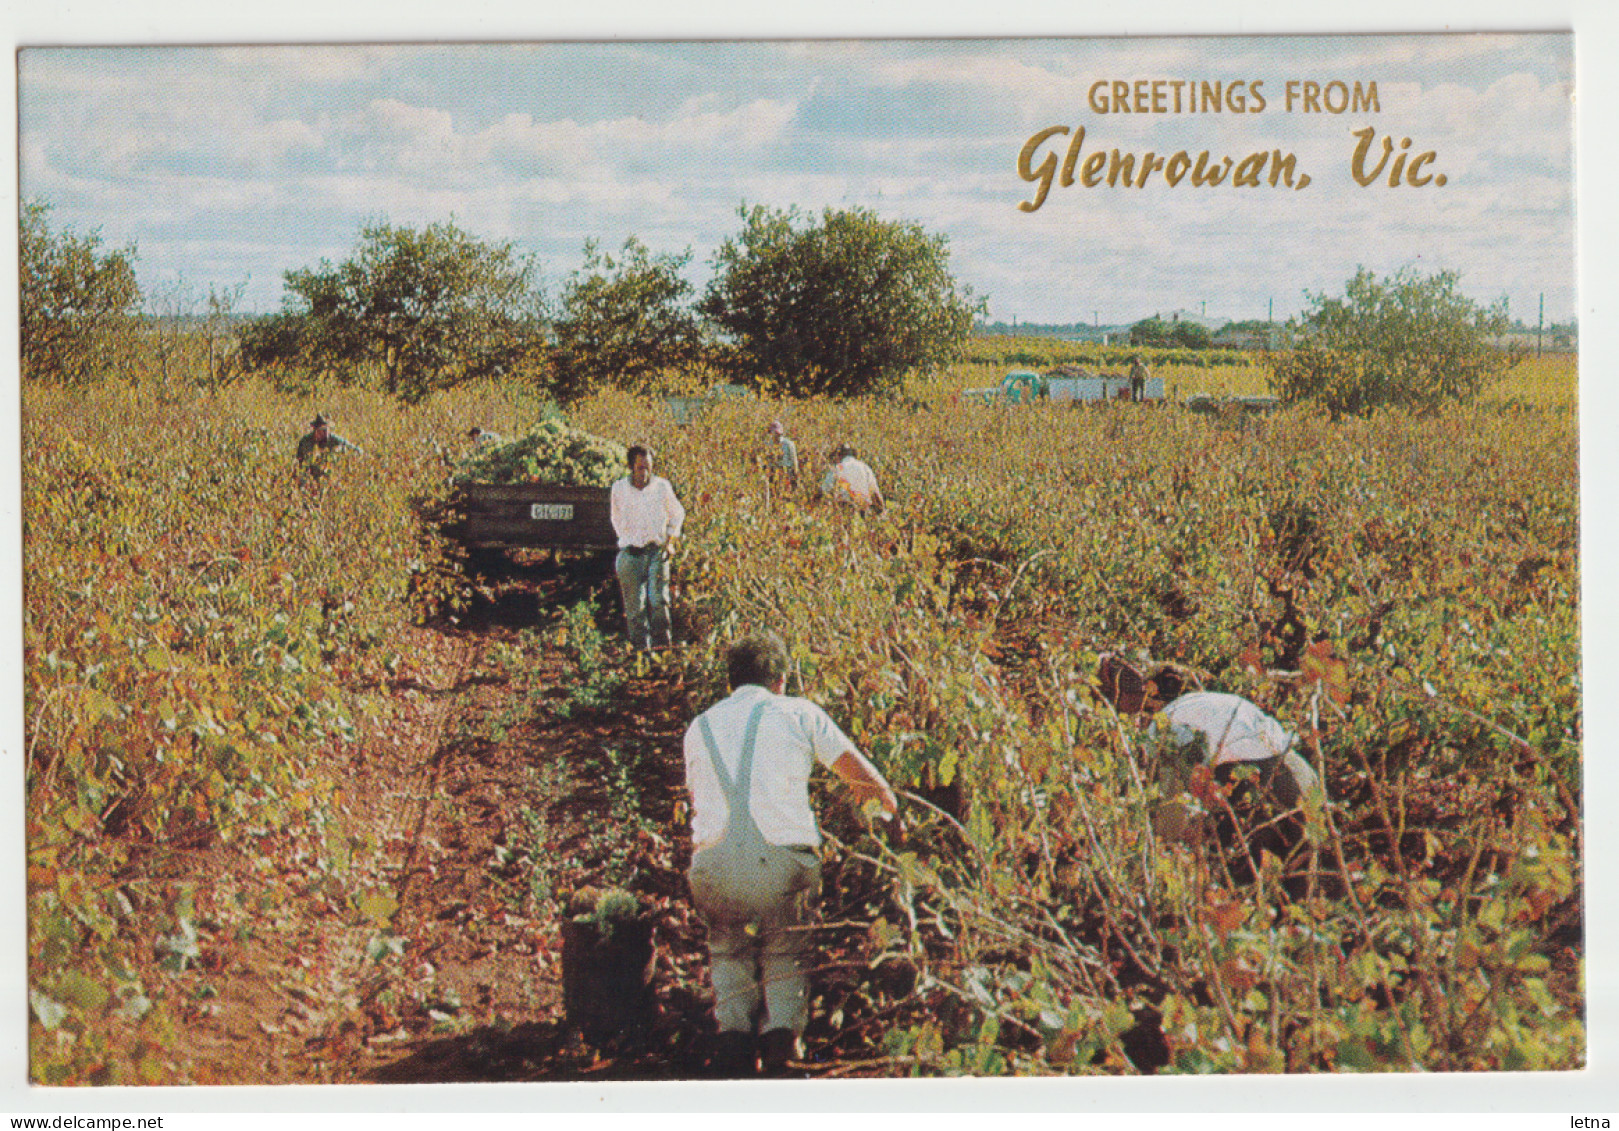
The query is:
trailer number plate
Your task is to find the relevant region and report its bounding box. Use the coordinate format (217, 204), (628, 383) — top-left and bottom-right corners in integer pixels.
(530, 504), (575, 521)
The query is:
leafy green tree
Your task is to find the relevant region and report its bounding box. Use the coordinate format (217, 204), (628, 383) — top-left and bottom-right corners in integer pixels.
(1267, 267), (1516, 419)
(19, 200), (142, 384)
(1131, 316), (1211, 350)
(1129, 317), (1169, 348)
(244, 220), (547, 402)
(699, 204), (982, 398)
(1222, 319), (1275, 336)
(238, 310), (319, 392)
(549, 237), (706, 403)
(1170, 321), (1211, 349)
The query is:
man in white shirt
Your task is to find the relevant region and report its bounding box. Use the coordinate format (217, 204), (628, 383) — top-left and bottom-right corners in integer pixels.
(817, 443), (885, 512)
(609, 445), (686, 652)
(1096, 654), (1322, 871)
(684, 631), (898, 1076)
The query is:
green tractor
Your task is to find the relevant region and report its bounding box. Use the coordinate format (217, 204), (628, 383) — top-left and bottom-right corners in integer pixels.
(1001, 369), (1047, 404)
(960, 368), (1048, 405)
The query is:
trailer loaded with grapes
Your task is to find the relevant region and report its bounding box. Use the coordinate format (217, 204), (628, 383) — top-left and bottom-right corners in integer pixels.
(446, 420), (626, 555)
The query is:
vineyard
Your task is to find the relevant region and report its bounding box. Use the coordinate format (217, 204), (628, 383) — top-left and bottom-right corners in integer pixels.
(22, 350), (1581, 1083)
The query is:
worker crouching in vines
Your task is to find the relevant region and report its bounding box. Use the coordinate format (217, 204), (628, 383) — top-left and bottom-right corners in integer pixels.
(683, 631), (899, 1077)
(1095, 654), (1324, 885)
(295, 413), (363, 480)
(817, 443), (885, 513)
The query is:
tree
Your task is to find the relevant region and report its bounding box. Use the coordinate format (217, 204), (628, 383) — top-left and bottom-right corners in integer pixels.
(549, 237), (707, 403)
(201, 282), (248, 387)
(1223, 319), (1275, 336)
(1129, 316), (1173, 348)
(1132, 315), (1210, 349)
(699, 205), (982, 398)
(244, 220), (547, 402)
(19, 200), (142, 384)
(1266, 267), (1517, 420)
(238, 310), (318, 392)
(1170, 321), (1211, 349)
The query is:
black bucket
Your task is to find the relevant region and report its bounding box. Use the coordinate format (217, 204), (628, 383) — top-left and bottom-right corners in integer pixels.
(560, 909), (657, 1047)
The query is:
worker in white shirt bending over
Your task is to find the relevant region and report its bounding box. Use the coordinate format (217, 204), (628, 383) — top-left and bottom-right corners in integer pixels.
(684, 631), (899, 1077)
(609, 445), (687, 652)
(1096, 654), (1322, 876)
(818, 443), (885, 513)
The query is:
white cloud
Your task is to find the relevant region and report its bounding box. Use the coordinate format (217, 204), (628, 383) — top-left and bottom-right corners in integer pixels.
(321, 96), (800, 184)
(239, 119), (326, 170)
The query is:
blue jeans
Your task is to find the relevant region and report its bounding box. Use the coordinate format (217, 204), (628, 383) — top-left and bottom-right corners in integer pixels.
(615, 546), (671, 650)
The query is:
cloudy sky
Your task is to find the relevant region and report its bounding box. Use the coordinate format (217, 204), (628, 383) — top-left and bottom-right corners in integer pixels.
(17, 32), (1574, 326)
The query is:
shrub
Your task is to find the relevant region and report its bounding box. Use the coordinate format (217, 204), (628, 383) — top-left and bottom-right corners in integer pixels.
(20, 199), (142, 385)
(1267, 267), (1518, 419)
(700, 204), (982, 397)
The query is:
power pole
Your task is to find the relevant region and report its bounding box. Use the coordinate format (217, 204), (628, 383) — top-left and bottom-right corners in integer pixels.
(1538, 293), (1544, 358)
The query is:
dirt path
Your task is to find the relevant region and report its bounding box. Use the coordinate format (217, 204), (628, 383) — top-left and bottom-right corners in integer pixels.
(167, 560), (725, 1085)
(155, 552), (1112, 1084)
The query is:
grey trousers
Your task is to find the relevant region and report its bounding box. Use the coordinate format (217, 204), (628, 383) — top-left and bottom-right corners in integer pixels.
(689, 845), (821, 1035)
(614, 547), (671, 650)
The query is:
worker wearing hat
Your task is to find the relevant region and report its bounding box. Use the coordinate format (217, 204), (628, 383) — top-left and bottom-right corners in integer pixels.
(296, 413), (362, 479)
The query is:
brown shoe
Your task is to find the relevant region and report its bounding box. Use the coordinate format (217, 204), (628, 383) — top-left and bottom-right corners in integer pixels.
(758, 1028), (801, 1074)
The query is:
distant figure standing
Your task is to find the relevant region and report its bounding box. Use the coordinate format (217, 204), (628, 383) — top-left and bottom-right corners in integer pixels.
(765, 420), (799, 492)
(684, 631), (898, 1076)
(818, 444), (885, 513)
(609, 445), (686, 653)
(1129, 356), (1150, 403)
(295, 414), (362, 479)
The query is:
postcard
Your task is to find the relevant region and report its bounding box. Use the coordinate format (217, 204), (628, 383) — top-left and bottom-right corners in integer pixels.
(7, 12), (1607, 1121)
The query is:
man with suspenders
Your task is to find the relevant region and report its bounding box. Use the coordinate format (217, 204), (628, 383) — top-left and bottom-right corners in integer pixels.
(683, 631), (899, 1076)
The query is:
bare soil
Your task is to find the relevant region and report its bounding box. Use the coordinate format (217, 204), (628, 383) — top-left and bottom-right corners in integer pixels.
(146, 558), (744, 1085)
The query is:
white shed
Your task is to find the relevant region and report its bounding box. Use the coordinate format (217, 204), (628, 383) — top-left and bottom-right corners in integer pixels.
(1048, 375), (1165, 402)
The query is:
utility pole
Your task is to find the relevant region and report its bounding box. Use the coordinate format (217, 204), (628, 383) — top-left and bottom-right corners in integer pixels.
(1538, 293), (1544, 358)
